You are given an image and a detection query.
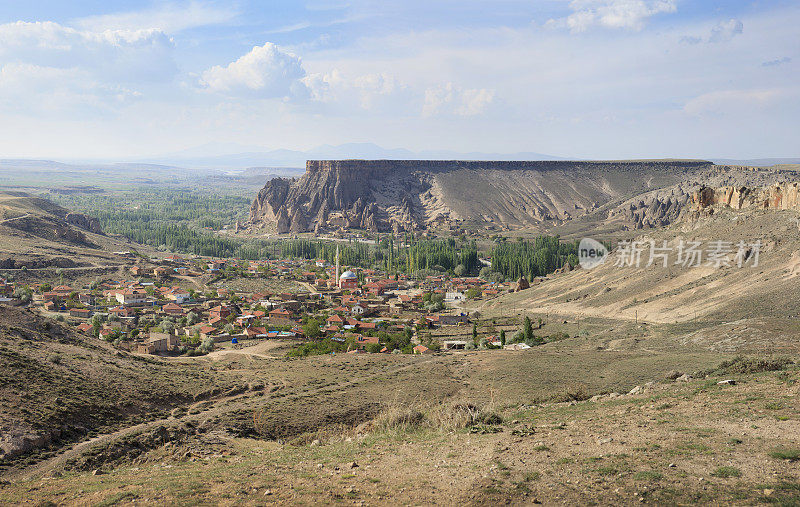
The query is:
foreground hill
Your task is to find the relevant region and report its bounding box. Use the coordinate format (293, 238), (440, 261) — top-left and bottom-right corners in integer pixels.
(0, 306), (216, 465)
(1, 339), (797, 505)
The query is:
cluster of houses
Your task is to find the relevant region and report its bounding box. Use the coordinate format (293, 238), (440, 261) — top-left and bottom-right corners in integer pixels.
(5, 252), (518, 356)
(0, 278), (14, 302)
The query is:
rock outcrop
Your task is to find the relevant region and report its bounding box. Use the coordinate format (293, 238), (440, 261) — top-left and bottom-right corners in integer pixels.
(249, 159), (715, 234)
(691, 182), (800, 212)
(64, 212), (103, 234)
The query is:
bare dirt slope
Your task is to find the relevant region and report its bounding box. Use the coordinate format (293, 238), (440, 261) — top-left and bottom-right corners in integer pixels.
(1, 353), (798, 506)
(0, 191), (155, 270)
(0, 306), (220, 466)
(477, 209), (800, 335)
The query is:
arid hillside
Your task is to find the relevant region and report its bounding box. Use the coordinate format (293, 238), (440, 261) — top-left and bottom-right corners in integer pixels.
(0, 306), (222, 466)
(0, 192), (147, 270)
(249, 160), (800, 235)
(475, 207), (800, 354)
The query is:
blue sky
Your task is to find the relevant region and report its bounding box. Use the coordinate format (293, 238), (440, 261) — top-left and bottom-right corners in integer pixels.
(0, 0), (797, 160)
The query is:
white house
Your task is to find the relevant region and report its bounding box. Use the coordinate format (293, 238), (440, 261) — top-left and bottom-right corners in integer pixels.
(445, 291), (465, 303)
(116, 289), (146, 306)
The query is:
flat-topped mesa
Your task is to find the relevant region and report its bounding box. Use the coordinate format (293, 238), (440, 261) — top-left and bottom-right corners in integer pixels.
(305, 159), (711, 175)
(249, 159), (719, 235)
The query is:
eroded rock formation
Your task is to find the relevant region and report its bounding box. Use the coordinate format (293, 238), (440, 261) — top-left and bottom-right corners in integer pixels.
(64, 212), (103, 234)
(249, 159), (714, 234)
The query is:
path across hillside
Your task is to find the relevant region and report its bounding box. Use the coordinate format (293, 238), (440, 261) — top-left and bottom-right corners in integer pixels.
(8, 355), (440, 481)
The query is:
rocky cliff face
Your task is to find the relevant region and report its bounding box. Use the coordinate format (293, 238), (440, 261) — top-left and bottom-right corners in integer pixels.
(249, 159), (714, 234)
(64, 212), (103, 234)
(606, 166), (800, 230)
(690, 182), (800, 213)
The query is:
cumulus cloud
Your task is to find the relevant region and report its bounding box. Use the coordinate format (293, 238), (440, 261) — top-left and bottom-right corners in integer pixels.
(0, 20), (175, 116)
(199, 43), (306, 98)
(422, 83), (495, 117)
(548, 0), (677, 33)
(0, 21), (176, 82)
(302, 69), (407, 111)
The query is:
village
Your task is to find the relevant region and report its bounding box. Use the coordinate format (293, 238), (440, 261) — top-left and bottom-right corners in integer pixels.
(0, 246), (542, 359)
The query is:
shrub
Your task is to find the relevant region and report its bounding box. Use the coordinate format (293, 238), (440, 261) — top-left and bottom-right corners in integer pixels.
(427, 402), (502, 431)
(769, 448), (800, 461)
(716, 356), (793, 374)
(371, 404), (425, 432)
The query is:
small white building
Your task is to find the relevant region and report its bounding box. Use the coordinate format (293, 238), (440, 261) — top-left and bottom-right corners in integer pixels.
(445, 291), (465, 303)
(116, 289), (146, 306)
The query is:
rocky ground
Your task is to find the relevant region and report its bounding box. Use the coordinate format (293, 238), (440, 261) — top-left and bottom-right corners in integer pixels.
(1, 357), (798, 505)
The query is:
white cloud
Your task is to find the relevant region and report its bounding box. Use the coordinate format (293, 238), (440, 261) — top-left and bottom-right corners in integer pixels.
(199, 43), (307, 98)
(422, 83), (495, 117)
(549, 0), (677, 33)
(302, 69), (407, 110)
(0, 21), (176, 82)
(73, 1), (236, 33)
(708, 19), (743, 43)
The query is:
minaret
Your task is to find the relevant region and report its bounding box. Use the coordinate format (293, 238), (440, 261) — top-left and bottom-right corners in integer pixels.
(335, 245), (340, 285)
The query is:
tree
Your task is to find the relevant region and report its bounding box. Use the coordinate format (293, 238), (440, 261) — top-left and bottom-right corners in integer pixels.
(465, 287), (481, 299)
(472, 323), (478, 347)
(302, 318), (322, 340)
(523, 316), (534, 343)
(500, 329), (506, 346)
(454, 264), (466, 276)
(200, 336), (215, 353)
(160, 319), (175, 333)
